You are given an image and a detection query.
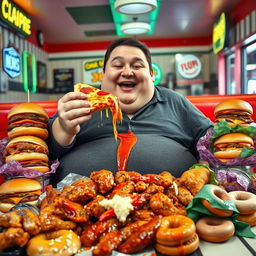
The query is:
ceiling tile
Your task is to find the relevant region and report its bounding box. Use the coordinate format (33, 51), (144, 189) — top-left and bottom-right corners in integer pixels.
(66, 5), (113, 25)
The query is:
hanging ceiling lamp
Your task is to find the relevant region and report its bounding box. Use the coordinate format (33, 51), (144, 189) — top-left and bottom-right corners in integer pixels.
(115, 0), (157, 15)
(120, 21), (151, 35)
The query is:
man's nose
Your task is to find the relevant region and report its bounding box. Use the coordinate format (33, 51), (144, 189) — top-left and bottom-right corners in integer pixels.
(122, 66), (133, 77)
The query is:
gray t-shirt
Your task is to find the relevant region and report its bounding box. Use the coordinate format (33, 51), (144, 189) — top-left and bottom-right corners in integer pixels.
(47, 86), (213, 186)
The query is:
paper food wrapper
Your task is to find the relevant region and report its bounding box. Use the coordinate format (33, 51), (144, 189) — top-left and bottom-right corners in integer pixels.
(197, 129), (256, 167)
(0, 137), (59, 179)
(40, 173), (157, 256)
(186, 184), (256, 238)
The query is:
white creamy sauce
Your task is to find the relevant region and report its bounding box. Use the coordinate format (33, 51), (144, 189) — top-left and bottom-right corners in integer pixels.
(99, 195), (134, 222)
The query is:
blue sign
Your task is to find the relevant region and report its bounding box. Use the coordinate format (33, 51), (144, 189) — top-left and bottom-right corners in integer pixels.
(3, 47), (21, 78)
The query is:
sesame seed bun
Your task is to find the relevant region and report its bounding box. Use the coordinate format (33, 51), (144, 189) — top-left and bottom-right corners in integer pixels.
(0, 178), (41, 194)
(214, 99), (253, 115)
(8, 103), (49, 120)
(8, 127), (49, 140)
(213, 133), (254, 146)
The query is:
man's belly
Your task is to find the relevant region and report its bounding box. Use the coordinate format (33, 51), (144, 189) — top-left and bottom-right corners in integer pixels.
(52, 134), (197, 185)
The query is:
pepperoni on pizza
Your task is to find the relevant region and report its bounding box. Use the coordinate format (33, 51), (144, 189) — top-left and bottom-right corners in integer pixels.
(74, 83), (123, 139)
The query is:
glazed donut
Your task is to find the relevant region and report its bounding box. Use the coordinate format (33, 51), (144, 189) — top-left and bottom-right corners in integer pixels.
(155, 215), (196, 246)
(155, 233), (199, 256)
(237, 212), (256, 226)
(26, 230), (81, 256)
(229, 191), (256, 215)
(200, 185), (233, 217)
(196, 216), (235, 242)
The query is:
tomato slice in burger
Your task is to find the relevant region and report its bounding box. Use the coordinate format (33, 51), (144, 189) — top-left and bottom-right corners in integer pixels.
(12, 119), (47, 127)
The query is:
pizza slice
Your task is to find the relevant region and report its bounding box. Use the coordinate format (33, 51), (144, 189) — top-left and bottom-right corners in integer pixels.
(74, 83), (123, 139)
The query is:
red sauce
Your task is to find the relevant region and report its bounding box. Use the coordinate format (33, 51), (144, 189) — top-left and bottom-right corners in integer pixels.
(117, 130), (137, 172)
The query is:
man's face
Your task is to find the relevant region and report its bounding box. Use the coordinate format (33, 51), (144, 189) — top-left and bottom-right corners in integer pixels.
(101, 45), (155, 115)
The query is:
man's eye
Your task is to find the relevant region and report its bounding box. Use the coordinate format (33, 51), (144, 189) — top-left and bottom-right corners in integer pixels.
(133, 65), (142, 69)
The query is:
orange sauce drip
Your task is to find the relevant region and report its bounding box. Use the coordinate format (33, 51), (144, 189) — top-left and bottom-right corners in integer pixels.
(117, 130), (137, 172)
(109, 96), (123, 140)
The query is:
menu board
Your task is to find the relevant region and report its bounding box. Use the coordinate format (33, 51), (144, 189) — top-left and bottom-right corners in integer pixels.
(53, 68), (74, 93)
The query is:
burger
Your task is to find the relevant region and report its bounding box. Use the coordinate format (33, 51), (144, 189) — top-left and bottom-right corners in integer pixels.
(213, 132), (254, 162)
(0, 178), (42, 213)
(8, 102), (49, 139)
(3, 135), (49, 173)
(214, 99), (253, 127)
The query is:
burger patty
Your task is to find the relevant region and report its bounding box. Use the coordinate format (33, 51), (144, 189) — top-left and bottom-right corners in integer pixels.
(3, 142), (48, 157)
(215, 143), (254, 151)
(0, 194), (39, 204)
(8, 122), (47, 131)
(8, 113), (48, 124)
(22, 161), (48, 167)
(216, 114), (253, 122)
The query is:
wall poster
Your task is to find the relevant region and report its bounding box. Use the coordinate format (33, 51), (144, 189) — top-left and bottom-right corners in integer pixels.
(53, 68), (74, 93)
(37, 61), (47, 92)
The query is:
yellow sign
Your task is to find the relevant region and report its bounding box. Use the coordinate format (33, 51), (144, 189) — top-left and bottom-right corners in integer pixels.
(83, 59), (104, 85)
(0, 0), (31, 37)
(84, 60), (104, 71)
(213, 12), (227, 54)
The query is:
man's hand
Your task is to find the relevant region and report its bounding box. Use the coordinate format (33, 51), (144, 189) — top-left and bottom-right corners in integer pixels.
(52, 91), (92, 146)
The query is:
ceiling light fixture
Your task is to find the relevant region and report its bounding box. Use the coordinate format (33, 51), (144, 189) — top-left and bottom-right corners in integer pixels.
(115, 0), (157, 15)
(121, 22), (151, 35)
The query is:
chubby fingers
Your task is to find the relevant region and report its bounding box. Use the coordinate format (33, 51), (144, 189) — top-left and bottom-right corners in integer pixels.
(58, 92), (92, 131)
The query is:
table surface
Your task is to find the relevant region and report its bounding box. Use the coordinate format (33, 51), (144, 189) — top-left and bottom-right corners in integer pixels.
(182, 226), (256, 256)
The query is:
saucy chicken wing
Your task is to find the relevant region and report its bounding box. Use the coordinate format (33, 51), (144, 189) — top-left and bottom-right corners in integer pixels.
(118, 216), (162, 254)
(0, 227), (30, 251)
(90, 170), (115, 194)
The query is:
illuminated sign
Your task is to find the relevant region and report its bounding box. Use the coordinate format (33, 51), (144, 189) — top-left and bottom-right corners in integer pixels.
(83, 59), (104, 85)
(213, 12), (227, 54)
(0, 0), (31, 37)
(22, 51), (37, 93)
(3, 47), (21, 78)
(152, 62), (162, 86)
(177, 54), (202, 79)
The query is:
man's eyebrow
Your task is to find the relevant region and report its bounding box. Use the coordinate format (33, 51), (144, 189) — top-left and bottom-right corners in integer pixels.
(111, 56), (123, 62)
(111, 56), (144, 62)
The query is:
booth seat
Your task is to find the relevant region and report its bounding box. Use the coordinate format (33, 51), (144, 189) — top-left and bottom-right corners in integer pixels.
(0, 94), (256, 140)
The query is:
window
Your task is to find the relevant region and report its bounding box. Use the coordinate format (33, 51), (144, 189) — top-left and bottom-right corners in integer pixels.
(226, 53), (236, 94)
(242, 41), (256, 94)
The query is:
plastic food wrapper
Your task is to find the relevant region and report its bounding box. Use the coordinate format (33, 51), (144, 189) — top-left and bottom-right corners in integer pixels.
(216, 167), (256, 193)
(197, 128), (256, 167)
(0, 137), (59, 179)
(186, 184), (256, 238)
(39, 173), (158, 256)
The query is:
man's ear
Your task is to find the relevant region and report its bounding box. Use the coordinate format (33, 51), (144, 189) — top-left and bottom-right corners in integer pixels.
(150, 70), (155, 82)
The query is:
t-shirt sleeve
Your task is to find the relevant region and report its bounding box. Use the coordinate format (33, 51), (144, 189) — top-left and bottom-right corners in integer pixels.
(178, 95), (213, 159)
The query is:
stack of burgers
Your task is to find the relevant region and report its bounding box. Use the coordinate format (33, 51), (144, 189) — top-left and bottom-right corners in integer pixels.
(213, 99), (255, 162)
(0, 103), (49, 212)
(3, 103), (50, 173)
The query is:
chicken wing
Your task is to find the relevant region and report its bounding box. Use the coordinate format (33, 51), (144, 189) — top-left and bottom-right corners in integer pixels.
(0, 227), (29, 251)
(179, 167), (210, 195)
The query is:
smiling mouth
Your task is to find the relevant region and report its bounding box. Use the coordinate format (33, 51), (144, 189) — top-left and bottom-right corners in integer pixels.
(118, 83), (136, 87)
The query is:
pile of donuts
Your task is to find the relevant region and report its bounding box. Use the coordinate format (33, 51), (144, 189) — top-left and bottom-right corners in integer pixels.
(155, 215), (199, 255)
(196, 184), (256, 243)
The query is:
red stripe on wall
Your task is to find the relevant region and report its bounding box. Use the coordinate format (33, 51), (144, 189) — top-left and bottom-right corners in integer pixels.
(46, 36), (212, 53)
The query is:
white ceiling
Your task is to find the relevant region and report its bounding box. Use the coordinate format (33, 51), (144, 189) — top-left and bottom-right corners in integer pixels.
(26, 0), (242, 44)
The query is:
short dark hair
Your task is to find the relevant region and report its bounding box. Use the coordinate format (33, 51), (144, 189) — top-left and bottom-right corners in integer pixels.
(103, 38), (152, 71)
